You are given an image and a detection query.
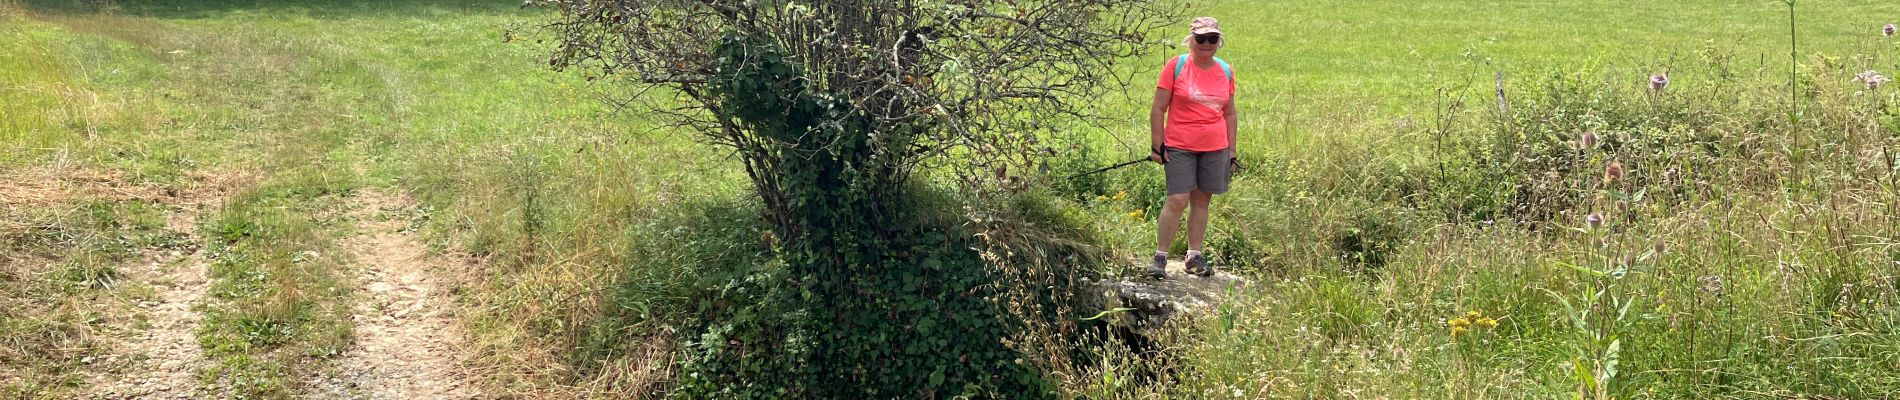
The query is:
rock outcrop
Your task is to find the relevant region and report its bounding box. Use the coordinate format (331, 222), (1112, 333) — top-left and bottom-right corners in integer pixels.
(1092, 260), (1247, 337)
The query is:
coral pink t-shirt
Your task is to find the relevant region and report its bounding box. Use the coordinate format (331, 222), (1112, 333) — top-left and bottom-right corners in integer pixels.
(1157, 57), (1235, 152)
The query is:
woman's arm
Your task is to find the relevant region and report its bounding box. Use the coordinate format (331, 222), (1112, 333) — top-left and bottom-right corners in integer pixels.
(1150, 88), (1171, 164)
(1224, 96), (1238, 157)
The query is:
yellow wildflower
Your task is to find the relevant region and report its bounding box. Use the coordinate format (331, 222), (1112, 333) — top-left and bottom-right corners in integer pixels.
(1094, 195), (1108, 202)
(1114, 190), (1129, 200)
(1477, 318), (1498, 328)
(1466, 310), (1482, 319)
(1448, 318), (1470, 328)
(1127, 209), (1145, 221)
(1450, 326), (1470, 337)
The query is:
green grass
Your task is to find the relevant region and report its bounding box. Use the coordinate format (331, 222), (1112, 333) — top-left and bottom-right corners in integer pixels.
(1219, 0), (1900, 99)
(1, 198), (185, 398)
(0, 10), (193, 398)
(197, 170), (358, 397)
(2, 3), (373, 396)
(1080, 0), (1900, 172)
(0, 12), (70, 154)
(3, 0), (1898, 398)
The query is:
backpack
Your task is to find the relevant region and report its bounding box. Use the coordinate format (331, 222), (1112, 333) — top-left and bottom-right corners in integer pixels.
(1172, 54), (1233, 84)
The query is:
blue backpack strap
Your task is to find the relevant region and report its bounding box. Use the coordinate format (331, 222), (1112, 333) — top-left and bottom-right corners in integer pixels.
(1174, 54), (1235, 83)
(1172, 54), (1188, 81)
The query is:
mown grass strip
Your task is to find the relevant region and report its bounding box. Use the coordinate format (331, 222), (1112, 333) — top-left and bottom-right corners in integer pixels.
(196, 168), (357, 398)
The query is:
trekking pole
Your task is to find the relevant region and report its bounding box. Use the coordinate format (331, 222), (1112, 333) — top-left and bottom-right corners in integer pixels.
(1068, 157), (1151, 179)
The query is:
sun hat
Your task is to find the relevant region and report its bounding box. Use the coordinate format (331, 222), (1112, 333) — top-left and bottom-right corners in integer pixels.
(1189, 17), (1221, 36)
(1184, 17), (1222, 46)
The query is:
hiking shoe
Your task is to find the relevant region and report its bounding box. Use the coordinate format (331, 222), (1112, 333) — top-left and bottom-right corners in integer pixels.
(1147, 254), (1168, 279)
(1185, 253), (1215, 277)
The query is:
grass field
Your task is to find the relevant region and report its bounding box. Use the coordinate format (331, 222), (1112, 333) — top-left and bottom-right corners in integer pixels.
(4, 0), (1899, 398)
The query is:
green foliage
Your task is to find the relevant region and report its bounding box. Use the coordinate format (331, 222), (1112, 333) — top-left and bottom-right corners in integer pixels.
(667, 34), (1057, 399)
(672, 221), (1056, 399)
(1305, 277), (1383, 344)
(1332, 203), (1414, 274)
(12, 1), (1900, 398)
(0, 14), (71, 157)
(1202, 213), (1265, 271)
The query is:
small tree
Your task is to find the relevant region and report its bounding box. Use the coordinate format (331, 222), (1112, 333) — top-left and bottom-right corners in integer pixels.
(534, 0), (1176, 397)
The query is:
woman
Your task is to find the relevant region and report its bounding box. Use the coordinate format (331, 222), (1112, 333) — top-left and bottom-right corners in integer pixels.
(1148, 16), (1238, 279)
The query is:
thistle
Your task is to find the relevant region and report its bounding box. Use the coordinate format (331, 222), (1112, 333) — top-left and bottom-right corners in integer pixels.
(1649, 73), (1669, 92)
(1855, 70), (1890, 90)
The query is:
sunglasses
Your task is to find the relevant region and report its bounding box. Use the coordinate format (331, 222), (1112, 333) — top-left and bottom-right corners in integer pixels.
(1194, 34), (1221, 45)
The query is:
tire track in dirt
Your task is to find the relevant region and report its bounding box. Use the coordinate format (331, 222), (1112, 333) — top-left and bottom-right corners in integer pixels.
(87, 171), (243, 399)
(308, 189), (477, 399)
(89, 237), (210, 399)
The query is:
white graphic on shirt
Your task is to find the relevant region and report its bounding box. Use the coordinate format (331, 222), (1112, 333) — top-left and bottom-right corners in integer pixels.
(1181, 63), (1225, 113)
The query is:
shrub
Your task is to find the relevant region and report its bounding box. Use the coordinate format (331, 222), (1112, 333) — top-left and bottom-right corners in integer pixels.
(669, 188), (1089, 399)
(1332, 203), (1414, 275)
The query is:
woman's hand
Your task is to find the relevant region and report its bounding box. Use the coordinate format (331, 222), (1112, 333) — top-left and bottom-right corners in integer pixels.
(1150, 146), (1169, 164)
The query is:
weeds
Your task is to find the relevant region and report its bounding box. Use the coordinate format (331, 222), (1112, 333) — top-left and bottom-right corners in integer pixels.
(0, 199), (178, 398)
(7, 0), (1900, 398)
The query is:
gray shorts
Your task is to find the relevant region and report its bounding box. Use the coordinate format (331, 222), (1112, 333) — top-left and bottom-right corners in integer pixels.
(1164, 147), (1233, 195)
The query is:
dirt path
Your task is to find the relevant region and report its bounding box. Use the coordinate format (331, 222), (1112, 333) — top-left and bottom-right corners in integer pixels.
(89, 205), (212, 399)
(309, 190), (477, 399)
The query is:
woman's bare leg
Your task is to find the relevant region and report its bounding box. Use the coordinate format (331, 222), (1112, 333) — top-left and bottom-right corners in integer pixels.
(1156, 193), (1191, 253)
(1187, 189), (1212, 251)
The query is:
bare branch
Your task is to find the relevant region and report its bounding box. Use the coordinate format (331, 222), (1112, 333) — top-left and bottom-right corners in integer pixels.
(528, 0), (1182, 213)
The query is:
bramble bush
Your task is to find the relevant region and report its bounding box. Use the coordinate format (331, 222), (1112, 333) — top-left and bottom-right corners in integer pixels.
(533, 0), (1177, 396)
(662, 35), (1113, 399)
